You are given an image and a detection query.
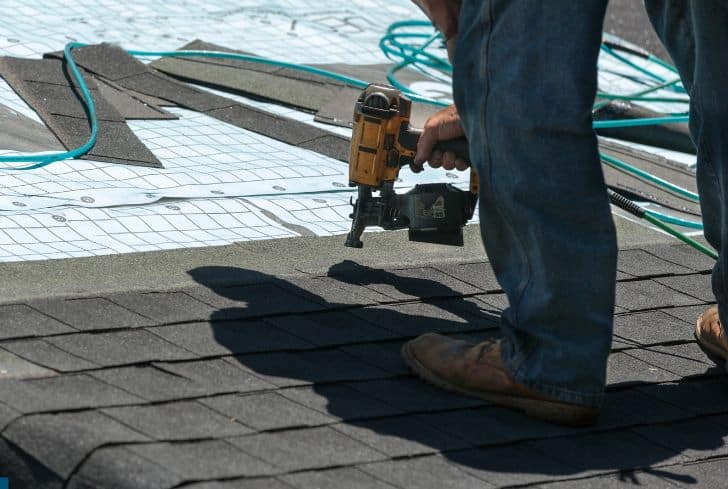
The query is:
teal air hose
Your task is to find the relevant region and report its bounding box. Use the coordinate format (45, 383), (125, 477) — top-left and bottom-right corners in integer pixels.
(0, 42), (97, 170)
(608, 189), (716, 259)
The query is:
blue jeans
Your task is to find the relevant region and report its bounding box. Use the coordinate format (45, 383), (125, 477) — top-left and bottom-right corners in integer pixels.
(452, 1), (728, 407)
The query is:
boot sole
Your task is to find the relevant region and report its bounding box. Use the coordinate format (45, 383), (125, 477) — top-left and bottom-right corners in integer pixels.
(401, 342), (599, 427)
(695, 314), (728, 371)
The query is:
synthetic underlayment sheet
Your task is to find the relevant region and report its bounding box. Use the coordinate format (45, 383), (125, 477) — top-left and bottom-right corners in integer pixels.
(0, 1), (697, 262)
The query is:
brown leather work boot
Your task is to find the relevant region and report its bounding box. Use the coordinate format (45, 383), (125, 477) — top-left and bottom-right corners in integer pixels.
(695, 306), (728, 368)
(402, 333), (600, 427)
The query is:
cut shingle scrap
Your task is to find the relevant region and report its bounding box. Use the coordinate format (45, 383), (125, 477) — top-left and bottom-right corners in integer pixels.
(0, 56), (163, 168)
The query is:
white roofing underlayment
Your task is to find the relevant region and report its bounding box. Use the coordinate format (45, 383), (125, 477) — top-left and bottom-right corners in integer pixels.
(0, 1), (694, 262)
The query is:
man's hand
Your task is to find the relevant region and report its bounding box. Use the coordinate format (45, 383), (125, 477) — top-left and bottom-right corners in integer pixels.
(412, 0), (461, 60)
(413, 104), (468, 172)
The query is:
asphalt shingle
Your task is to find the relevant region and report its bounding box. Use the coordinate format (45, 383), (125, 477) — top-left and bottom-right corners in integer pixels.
(228, 426), (385, 471)
(0, 374), (141, 413)
(31, 297), (152, 331)
(3, 411), (148, 478)
(200, 392), (333, 431)
(128, 440), (276, 479)
(265, 311), (395, 347)
(1, 339), (98, 372)
(102, 400), (252, 440)
(150, 320), (312, 356)
(47, 330), (194, 366)
(108, 291), (216, 323)
(67, 446), (183, 489)
(0, 303), (75, 339)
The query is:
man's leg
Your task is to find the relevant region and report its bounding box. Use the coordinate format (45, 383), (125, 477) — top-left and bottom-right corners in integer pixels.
(403, 0), (615, 420)
(645, 2), (728, 363)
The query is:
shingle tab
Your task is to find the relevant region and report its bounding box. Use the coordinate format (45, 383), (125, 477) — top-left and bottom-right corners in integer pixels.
(128, 440), (276, 479)
(228, 426), (385, 471)
(333, 416), (470, 456)
(348, 378), (484, 412)
(155, 358), (274, 395)
(237, 349), (388, 387)
(200, 392), (333, 431)
(3, 411), (148, 478)
(655, 273), (714, 302)
(103, 400), (252, 440)
(108, 291), (216, 323)
(282, 467), (400, 489)
(0, 374), (142, 413)
(2, 339), (98, 372)
(617, 248), (692, 276)
(359, 455), (496, 489)
(265, 311), (395, 347)
(150, 320), (312, 356)
(615, 279), (701, 311)
(90, 365), (208, 402)
(279, 384), (403, 421)
(0, 303), (75, 339)
(67, 446), (183, 489)
(31, 297), (152, 331)
(47, 330), (194, 366)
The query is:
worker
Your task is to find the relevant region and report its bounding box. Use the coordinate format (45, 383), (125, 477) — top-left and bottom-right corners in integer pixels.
(402, 1), (728, 426)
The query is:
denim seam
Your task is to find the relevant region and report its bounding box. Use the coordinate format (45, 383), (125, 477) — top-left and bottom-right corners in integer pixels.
(480, 0), (535, 374)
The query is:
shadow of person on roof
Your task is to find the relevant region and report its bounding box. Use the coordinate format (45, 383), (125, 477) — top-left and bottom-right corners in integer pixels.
(189, 261), (728, 486)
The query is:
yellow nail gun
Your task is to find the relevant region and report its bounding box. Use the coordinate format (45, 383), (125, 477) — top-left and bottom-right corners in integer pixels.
(345, 84), (478, 248)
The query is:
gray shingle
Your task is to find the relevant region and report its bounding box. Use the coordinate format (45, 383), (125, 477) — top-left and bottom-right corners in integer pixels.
(433, 261), (501, 292)
(617, 248), (692, 277)
(340, 341), (410, 375)
(632, 417), (728, 461)
(228, 426), (385, 471)
(282, 467), (400, 489)
(3, 411), (148, 478)
(103, 400), (252, 440)
(613, 310), (695, 346)
(359, 455), (496, 489)
(662, 304), (711, 324)
(655, 274), (714, 302)
(47, 330), (194, 366)
(625, 343), (717, 378)
(200, 392), (333, 431)
(0, 303), (75, 339)
(615, 280), (703, 311)
(283, 276), (391, 306)
(188, 282), (321, 319)
(150, 320), (312, 356)
(607, 351), (677, 386)
(350, 302), (482, 337)
(156, 358), (274, 395)
(448, 446), (580, 487)
(31, 297), (152, 331)
(237, 349), (388, 387)
(128, 440), (276, 479)
(265, 311), (395, 347)
(89, 365), (209, 402)
(599, 387), (691, 428)
(527, 430), (681, 474)
(413, 406), (578, 446)
(348, 378), (484, 412)
(2, 339), (98, 371)
(279, 384), (403, 421)
(0, 374), (142, 413)
(67, 446), (183, 489)
(108, 291), (216, 323)
(332, 416), (471, 457)
(637, 377), (728, 416)
(643, 243), (716, 272)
